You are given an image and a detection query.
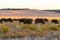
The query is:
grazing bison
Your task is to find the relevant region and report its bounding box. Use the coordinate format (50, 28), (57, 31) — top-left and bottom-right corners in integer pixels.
(51, 19), (58, 24)
(7, 18), (13, 22)
(0, 19), (2, 23)
(19, 18), (33, 24)
(1, 18), (8, 22)
(35, 18), (45, 24)
(43, 19), (48, 22)
(13, 19), (20, 21)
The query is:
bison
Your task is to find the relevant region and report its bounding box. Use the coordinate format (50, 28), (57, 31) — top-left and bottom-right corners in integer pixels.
(51, 19), (58, 24)
(35, 18), (45, 24)
(19, 18), (33, 24)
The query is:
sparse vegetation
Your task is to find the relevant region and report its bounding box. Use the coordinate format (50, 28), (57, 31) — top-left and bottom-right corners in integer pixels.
(0, 24), (9, 33)
(0, 19), (60, 38)
(49, 25), (58, 31)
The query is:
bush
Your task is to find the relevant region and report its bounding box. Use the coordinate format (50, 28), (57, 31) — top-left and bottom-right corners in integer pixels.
(49, 26), (57, 31)
(28, 24), (36, 30)
(0, 30), (3, 33)
(20, 26), (28, 29)
(1, 24), (9, 33)
(38, 24), (48, 31)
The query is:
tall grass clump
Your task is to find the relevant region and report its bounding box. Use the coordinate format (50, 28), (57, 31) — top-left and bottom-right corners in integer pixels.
(49, 25), (58, 31)
(0, 24), (9, 33)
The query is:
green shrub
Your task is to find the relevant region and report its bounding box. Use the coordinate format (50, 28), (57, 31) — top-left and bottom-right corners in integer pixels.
(20, 26), (27, 29)
(39, 24), (48, 31)
(28, 24), (36, 30)
(0, 30), (3, 33)
(49, 26), (57, 31)
(1, 24), (9, 33)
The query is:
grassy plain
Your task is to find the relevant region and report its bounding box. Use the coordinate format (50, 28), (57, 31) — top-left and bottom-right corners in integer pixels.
(0, 21), (60, 38)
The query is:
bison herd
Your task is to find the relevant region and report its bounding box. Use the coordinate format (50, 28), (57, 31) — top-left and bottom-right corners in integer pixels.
(0, 18), (59, 24)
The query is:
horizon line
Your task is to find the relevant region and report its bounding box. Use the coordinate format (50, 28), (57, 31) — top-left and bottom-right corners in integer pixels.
(0, 8), (60, 10)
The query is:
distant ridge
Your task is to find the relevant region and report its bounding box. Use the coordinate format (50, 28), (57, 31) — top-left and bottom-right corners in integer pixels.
(0, 8), (60, 13)
(44, 10), (60, 13)
(0, 8), (30, 10)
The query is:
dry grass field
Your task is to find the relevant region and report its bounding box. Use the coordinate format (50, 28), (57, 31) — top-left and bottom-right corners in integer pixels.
(0, 21), (60, 38)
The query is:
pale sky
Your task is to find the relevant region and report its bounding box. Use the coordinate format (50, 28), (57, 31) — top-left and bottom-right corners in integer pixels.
(0, 0), (60, 10)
